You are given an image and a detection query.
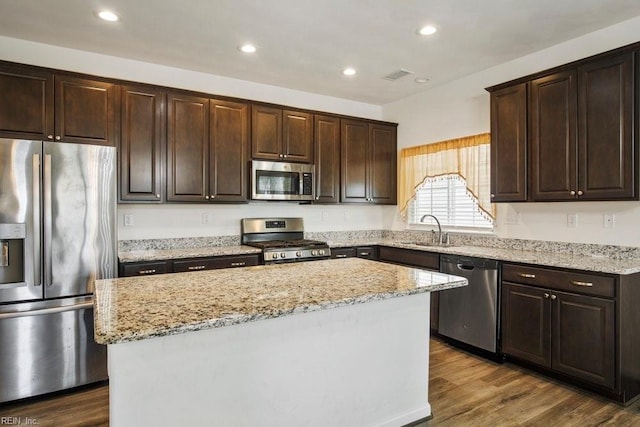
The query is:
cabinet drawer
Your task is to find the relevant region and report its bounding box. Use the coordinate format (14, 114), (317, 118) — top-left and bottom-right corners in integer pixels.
(120, 261), (169, 277)
(207, 255), (259, 270)
(331, 247), (356, 259)
(379, 246), (439, 270)
(356, 246), (378, 260)
(502, 264), (615, 298)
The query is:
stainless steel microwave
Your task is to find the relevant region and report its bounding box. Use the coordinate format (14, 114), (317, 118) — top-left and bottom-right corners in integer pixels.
(251, 160), (315, 201)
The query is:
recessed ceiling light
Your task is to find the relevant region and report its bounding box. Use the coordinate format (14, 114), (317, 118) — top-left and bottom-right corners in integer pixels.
(417, 25), (437, 36)
(343, 67), (357, 76)
(97, 10), (119, 22)
(414, 77), (431, 84)
(239, 44), (257, 53)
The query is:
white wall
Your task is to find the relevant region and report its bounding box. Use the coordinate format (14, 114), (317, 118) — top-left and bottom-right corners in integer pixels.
(0, 36), (393, 240)
(383, 16), (640, 247)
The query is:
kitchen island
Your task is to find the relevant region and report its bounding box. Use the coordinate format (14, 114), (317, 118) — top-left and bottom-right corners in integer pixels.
(94, 258), (467, 427)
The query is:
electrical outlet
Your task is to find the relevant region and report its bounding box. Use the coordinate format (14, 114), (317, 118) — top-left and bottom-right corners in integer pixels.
(567, 213), (577, 228)
(124, 214), (134, 227)
(603, 213), (615, 228)
(202, 213), (210, 225)
(322, 211), (329, 222)
(344, 211), (350, 221)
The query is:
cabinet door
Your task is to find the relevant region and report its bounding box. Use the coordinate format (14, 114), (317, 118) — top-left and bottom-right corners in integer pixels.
(314, 115), (340, 203)
(251, 105), (282, 160)
(119, 85), (165, 202)
(529, 71), (577, 201)
(209, 99), (249, 202)
(54, 74), (118, 146)
(283, 110), (313, 163)
(0, 63), (54, 140)
(356, 246), (378, 260)
(501, 283), (551, 368)
(167, 93), (210, 202)
(119, 261), (169, 277)
(330, 247), (356, 258)
(577, 51), (635, 200)
(369, 123), (397, 204)
(341, 119), (369, 203)
(489, 83), (527, 201)
(552, 291), (615, 389)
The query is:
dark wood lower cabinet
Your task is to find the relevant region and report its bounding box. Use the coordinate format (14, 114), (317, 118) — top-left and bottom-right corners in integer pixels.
(119, 254), (259, 277)
(501, 263), (638, 403)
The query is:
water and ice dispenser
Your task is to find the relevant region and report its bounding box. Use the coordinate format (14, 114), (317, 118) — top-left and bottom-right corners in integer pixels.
(0, 223), (25, 287)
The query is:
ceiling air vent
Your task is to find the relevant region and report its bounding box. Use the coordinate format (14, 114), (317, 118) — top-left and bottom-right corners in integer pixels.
(383, 69), (414, 81)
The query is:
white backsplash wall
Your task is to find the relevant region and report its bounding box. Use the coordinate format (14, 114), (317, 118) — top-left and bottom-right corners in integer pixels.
(383, 16), (640, 248)
(117, 204), (396, 240)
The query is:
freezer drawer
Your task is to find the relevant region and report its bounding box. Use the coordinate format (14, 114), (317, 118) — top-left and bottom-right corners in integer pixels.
(0, 296), (107, 403)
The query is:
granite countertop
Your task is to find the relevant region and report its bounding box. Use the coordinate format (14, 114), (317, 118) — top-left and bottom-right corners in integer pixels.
(94, 258), (466, 345)
(375, 240), (640, 275)
(118, 245), (261, 263)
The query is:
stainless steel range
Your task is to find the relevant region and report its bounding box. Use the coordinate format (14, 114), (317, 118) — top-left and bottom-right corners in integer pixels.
(241, 218), (330, 264)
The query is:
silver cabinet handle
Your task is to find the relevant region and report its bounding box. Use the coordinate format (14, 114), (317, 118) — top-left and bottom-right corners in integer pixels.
(230, 262), (246, 267)
(138, 269), (157, 275)
(156, 194), (160, 198)
(544, 293), (550, 299)
(55, 136), (61, 141)
(551, 294), (557, 300)
(577, 190), (584, 196)
(205, 195), (210, 200)
(335, 254), (347, 258)
(570, 280), (593, 287)
(517, 273), (536, 279)
(359, 252), (370, 256)
(490, 193), (495, 198)
(187, 265), (206, 270)
(47, 135), (53, 140)
(570, 190), (576, 196)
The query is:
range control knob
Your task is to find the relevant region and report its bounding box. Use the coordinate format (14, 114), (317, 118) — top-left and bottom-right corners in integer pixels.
(296, 251), (302, 257)
(280, 252), (286, 258)
(271, 253), (278, 260)
(318, 249), (325, 255)
(311, 250), (318, 256)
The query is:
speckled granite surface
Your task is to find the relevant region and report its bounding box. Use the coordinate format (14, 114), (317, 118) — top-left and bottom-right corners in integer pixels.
(378, 241), (640, 275)
(118, 245), (261, 263)
(94, 258), (467, 345)
(118, 230), (640, 274)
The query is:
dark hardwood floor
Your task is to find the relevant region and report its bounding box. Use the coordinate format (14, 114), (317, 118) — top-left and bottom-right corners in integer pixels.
(2, 338), (639, 426)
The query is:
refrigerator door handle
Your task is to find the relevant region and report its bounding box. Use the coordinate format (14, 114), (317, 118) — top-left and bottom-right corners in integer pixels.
(43, 153), (52, 287)
(0, 301), (93, 320)
(32, 153), (42, 287)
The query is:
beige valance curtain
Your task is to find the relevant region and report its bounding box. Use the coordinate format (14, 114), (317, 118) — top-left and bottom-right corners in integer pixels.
(398, 132), (495, 219)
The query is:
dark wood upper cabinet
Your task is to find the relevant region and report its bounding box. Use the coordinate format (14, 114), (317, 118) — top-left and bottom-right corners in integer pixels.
(252, 105), (313, 163)
(283, 110), (313, 162)
(54, 74), (118, 146)
(0, 63), (53, 140)
(313, 114), (340, 203)
(341, 119), (369, 202)
(577, 51), (635, 200)
(369, 123), (397, 204)
(251, 105), (282, 160)
(119, 85), (165, 202)
(0, 63), (117, 146)
(529, 70), (577, 201)
(166, 93), (210, 202)
(209, 99), (250, 202)
(489, 45), (638, 202)
(341, 119), (397, 204)
(490, 83), (527, 202)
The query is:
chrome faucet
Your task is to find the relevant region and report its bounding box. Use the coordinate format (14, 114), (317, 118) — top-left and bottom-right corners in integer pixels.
(420, 214), (442, 244)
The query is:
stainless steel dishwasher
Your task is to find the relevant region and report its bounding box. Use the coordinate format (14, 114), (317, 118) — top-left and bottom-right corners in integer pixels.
(439, 255), (500, 354)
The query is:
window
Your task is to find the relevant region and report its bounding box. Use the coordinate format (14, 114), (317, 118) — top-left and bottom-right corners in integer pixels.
(408, 174), (494, 230)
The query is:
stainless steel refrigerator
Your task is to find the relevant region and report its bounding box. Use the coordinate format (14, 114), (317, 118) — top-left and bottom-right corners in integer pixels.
(0, 138), (116, 403)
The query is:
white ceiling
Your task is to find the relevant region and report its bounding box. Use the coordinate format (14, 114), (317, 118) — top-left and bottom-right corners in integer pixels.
(1, 0), (639, 105)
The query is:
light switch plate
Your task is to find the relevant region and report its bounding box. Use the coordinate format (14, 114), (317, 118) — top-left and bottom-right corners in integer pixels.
(567, 213), (578, 228)
(603, 213), (615, 228)
(124, 214), (134, 227)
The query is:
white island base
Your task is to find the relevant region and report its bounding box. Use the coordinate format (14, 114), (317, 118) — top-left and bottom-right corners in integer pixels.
(108, 293), (432, 427)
